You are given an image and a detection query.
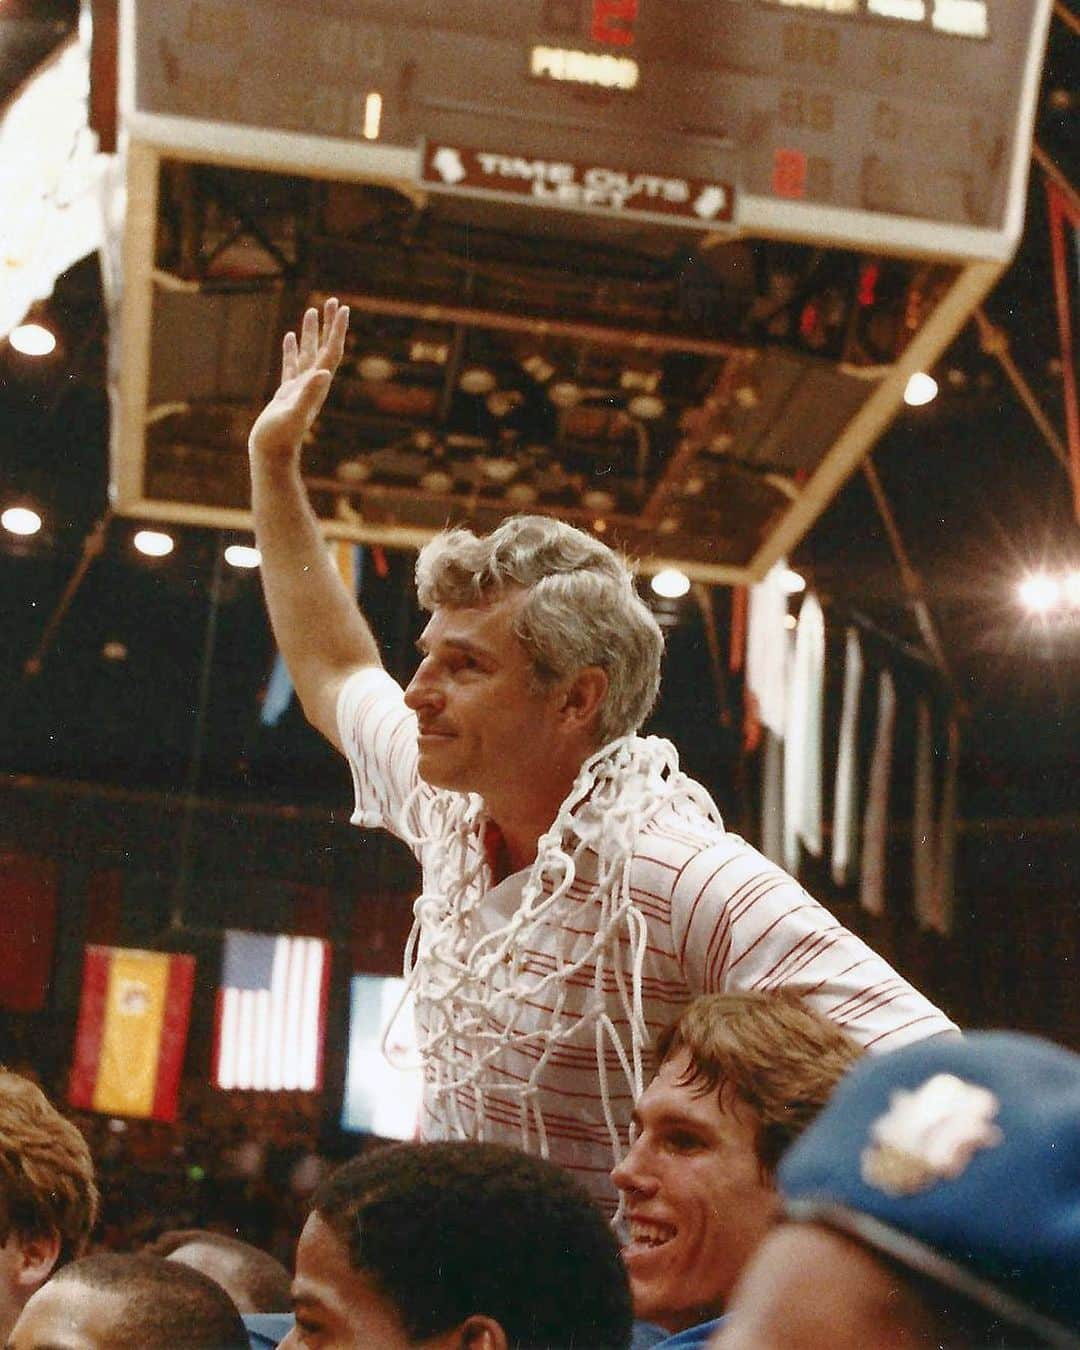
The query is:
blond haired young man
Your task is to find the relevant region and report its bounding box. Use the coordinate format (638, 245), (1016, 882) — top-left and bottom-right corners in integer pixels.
(0, 1070), (98, 1341)
(613, 992), (862, 1348)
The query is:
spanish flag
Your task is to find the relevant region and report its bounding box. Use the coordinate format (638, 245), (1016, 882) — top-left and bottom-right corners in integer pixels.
(68, 946), (195, 1122)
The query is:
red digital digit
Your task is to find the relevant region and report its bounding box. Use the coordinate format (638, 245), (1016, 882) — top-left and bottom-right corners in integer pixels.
(591, 0), (638, 47)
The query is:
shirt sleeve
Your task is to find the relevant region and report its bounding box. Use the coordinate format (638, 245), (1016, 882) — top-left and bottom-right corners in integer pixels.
(336, 666), (422, 836)
(670, 831), (959, 1052)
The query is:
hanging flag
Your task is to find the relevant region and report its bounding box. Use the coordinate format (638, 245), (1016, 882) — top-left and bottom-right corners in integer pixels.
(860, 669), (897, 916)
(0, 853), (58, 1012)
(745, 560), (791, 749)
(783, 592), (825, 873)
(68, 946), (195, 1122)
(260, 544), (364, 727)
(831, 627), (864, 886)
(213, 931), (331, 1091)
(341, 974), (422, 1139)
(912, 698), (937, 929)
(932, 715), (961, 937)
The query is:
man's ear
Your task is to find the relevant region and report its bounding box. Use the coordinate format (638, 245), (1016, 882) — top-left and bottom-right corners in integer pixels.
(457, 1314), (508, 1350)
(559, 665), (609, 734)
(12, 1229), (62, 1294)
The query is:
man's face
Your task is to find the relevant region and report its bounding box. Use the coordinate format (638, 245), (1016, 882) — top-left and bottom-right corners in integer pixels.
(280, 1213), (459, 1350)
(6, 1277), (126, 1350)
(610, 1050), (779, 1334)
(403, 591), (571, 808)
(710, 1222), (941, 1350)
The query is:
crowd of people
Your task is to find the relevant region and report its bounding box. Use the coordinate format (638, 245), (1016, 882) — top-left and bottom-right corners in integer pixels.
(3, 304), (1077, 1348)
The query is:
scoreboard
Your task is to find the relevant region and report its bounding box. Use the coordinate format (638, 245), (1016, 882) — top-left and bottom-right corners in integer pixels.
(126, 0), (1052, 262)
(110, 0), (1053, 581)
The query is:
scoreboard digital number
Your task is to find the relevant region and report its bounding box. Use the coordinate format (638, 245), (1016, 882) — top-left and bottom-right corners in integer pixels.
(129, 0), (1052, 261)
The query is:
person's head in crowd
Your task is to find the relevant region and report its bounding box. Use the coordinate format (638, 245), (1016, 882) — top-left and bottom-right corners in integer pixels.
(280, 1139), (634, 1350)
(145, 1228), (292, 1314)
(611, 992), (863, 1335)
(0, 1069), (98, 1342)
(7, 1251), (249, 1349)
(712, 1031), (1080, 1350)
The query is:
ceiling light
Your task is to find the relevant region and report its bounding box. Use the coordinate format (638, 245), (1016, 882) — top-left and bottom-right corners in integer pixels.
(506, 482), (539, 505)
(780, 567), (807, 595)
(486, 390), (524, 418)
(627, 393), (665, 420)
(549, 380), (583, 408)
(520, 352), (556, 383)
(2, 506), (42, 536)
(459, 366), (497, 395)
(582, 488), (615, 512)
(651, 568), (691, 599)
(482, 457), (519, 483)
(1018, 572), (1059, 613)
(363, 90), (383, 140)
(9, 323), (57, 357)
(225, 544), (261, 569)
(102, 641), (128, 662)
(133, 529), (174, 558)
(420, 468), (454, 493)
(903, 371), (938, 406)
(336, 458), (371, 483)
(357, 354), (395, 382)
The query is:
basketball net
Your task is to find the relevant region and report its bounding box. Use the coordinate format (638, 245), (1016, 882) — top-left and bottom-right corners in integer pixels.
(383, 734), (723, 1165)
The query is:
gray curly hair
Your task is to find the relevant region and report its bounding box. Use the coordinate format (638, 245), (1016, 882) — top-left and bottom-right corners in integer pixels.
(415, 516), (663, 746)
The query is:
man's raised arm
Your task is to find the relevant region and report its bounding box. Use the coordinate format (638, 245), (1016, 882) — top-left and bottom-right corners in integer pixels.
(249, 298), (380, 751)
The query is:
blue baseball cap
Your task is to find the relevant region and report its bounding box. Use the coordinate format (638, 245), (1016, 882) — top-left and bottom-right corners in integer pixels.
(777, 1031), (1080, 1347)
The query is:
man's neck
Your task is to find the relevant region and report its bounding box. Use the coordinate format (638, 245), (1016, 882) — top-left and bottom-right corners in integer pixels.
(484, 776), (579, 879)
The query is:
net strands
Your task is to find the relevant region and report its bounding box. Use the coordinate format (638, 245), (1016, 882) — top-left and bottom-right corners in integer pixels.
(381, 736), (725, 1162)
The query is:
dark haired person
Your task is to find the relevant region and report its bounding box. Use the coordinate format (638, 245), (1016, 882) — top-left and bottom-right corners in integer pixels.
(7, 1251), (249, 1349)
(279, 1140), (633, 1350)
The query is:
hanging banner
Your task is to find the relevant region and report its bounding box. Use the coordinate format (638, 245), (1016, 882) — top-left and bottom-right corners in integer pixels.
(213, 931), (331, 1091)
(341, 974), (422, 1140)
(68, 946), (195, 1122)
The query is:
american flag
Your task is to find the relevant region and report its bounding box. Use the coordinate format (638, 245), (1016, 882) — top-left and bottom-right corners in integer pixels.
(213, 931), (330, 1091)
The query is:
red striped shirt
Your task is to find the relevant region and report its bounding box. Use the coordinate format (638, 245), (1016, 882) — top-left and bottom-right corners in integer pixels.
(339, 668), (957, 1212)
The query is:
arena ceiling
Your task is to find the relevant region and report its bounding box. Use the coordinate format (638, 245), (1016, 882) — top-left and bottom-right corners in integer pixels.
(0, 1), (1076, 809)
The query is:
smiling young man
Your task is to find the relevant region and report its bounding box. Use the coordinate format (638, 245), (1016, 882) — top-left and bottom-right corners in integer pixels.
(611, 993), (863, 1348)
(248, 299), (956, 1209)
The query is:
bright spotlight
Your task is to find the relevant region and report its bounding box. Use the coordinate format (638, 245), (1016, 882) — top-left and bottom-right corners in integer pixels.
(651, 568), (691, 599)
(225, 544), (261, 569)
(1064, 571), (1080, 608)
(780, 567), (806, 595)
(9, 323), (57, 357)
(134, 529), (174, 558)
(2, 505), (43, 536)
(1018, 572), (1059, 613)
(903, 372), (938, 407)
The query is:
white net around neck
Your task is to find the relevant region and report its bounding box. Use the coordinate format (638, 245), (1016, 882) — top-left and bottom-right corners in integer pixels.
(384, 734), (724, 1163)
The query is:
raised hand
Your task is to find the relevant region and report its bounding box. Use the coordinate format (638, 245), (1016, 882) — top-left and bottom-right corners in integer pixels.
(249, 297), (350, 464)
